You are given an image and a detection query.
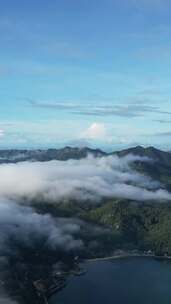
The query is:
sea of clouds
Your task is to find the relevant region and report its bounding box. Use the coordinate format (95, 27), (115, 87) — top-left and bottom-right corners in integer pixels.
(0, 154), (170, 203)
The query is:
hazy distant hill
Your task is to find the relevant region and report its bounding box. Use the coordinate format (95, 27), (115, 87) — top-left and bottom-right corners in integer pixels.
(0, 146), (106, 163)
(0, 145), (171, 163)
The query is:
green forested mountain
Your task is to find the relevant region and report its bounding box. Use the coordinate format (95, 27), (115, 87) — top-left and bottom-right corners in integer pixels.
(85, 199), (171, 256)
(113, 146), (171, 190)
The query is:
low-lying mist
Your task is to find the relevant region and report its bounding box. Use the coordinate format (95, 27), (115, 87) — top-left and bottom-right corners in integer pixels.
(0, 198), (84, 303)
(0, 199), (83, 254)
(0, 154), (170, 203)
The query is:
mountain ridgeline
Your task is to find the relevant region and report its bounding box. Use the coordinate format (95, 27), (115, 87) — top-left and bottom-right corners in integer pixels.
(0, 146), (106, 163)
(0, 145), (171, 163)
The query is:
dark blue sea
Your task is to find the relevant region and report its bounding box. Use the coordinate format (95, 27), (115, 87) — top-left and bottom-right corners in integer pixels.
(50, 257), (171, 304)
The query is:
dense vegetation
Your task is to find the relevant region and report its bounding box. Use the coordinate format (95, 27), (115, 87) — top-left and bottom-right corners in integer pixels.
(31, 198), (171, 257)
(85, 199), (171, 256)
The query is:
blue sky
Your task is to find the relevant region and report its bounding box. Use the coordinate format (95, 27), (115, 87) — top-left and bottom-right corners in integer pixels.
(0, 0), (171, 150)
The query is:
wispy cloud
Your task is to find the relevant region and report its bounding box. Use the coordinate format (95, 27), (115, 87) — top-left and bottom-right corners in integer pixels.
(154, 119), (171, 124)
(150, 131), (171, 137)
(28, 99), (79, 111)
(28, 99), (171, 118)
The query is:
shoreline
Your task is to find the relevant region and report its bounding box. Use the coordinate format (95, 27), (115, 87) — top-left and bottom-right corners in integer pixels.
(86, 253), (171, 262)
(48, 254), (171, 303)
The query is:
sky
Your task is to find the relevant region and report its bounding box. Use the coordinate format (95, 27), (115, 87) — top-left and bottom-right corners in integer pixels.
(0, 0), (171, 151)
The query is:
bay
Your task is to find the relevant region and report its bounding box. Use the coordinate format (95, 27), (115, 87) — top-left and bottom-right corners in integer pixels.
(50, 257), (171, 304)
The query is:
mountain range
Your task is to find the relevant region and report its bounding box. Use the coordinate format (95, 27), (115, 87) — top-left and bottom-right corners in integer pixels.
(0, 145), (170, 163)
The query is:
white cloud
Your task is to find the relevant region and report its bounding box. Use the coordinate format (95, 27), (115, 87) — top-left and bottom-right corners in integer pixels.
(0, 155), (170, 203)
(81, 123), (106, 140)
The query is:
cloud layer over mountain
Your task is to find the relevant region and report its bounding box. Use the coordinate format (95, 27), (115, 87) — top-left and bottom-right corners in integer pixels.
(0, 154), (170, 203)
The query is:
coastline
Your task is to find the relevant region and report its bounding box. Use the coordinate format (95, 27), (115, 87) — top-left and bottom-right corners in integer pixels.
(48, 253), (171, 303)
(86, 253), (171, 263)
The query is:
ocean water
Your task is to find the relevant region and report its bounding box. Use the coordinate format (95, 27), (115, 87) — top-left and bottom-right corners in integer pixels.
(50, 257), (171, 304)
